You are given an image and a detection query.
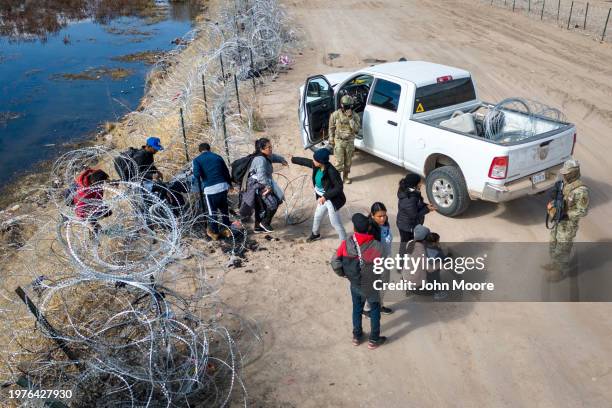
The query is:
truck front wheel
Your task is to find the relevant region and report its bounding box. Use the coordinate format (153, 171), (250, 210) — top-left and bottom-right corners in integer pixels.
(425, 166), (470, 217)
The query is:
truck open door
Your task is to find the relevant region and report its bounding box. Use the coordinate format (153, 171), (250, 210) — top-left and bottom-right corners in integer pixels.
(300, 75), (334, 149)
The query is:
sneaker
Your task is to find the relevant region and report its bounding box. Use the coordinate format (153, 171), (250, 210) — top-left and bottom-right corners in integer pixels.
(219, 228), (232, 239)
(433, 291), (448, 301)
(344, 177), (352, 184)
(352, 334), (364, 346)
(259, 221), (274, 233)
(362, 310), (371, 319)
(368, 336), (387, 350)
(381, 306), (394, 315)
(306, 233), (321, 242)
(253, 225), (265, 234)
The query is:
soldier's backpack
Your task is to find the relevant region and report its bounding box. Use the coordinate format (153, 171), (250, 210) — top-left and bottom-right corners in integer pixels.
(113, 147), (139, 181)
(230, 154), (256, 186)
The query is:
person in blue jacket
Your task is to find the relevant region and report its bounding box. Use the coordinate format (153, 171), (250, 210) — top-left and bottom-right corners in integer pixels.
(192, 143), (232, 240)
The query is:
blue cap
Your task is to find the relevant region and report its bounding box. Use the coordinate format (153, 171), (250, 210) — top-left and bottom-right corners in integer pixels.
(146, 136), (164, 151)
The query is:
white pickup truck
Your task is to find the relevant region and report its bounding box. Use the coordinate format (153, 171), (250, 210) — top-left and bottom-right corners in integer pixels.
(298, 61), (576, 216)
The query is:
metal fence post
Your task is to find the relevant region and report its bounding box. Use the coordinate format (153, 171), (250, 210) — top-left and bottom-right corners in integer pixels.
(202, 74), (209, 124)
(557, 0), (561, 22)
(219, 53), (226, 85)
(179, 108), (190, 163)
(221, 105), (230, 162)
(603, 8), (611, 41)
(584, 3), (589, 30)
(528, 0), (531, 13)
(233, 73), (242, 115)
(513, 0), (516, 12)
(541, 0), (546, 20)
(567, 1), (574, 29)
(15, 286), (80, 367)
(249, 48), (256, 92)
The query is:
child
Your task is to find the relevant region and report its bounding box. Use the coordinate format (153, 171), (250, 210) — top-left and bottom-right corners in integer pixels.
(364, 202), (393, 317)
(419, 228), (449, 301)
(397, 174), (435, 256)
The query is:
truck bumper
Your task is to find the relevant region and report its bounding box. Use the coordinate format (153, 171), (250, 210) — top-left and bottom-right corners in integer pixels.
(480, 165), (562, 203)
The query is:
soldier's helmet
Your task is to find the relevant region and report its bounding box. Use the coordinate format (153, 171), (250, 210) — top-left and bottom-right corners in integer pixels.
(560, 158), (580, 175)
(340, 95), (354, 107)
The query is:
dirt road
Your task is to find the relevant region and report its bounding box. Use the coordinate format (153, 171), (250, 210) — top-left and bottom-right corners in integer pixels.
(228, 1), (612, 406)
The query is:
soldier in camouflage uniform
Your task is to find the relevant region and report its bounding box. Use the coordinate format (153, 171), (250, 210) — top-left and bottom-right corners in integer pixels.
(329, 95), (360, 184)
(543, 159), (590, 282)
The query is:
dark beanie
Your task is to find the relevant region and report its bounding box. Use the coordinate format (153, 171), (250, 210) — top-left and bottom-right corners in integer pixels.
(313, 148), (330, 164)
(402, 173), (421, 189)
(352, 213), (370, 234)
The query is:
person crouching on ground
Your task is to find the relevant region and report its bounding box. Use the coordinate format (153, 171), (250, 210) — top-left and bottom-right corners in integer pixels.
(74, 169), (112, 238)
(397, 174), (436, 256)
(192, 142), (232, 240)
(331, 213), (387, 350)
(424, 230), (449, 300)
(364, 202), (394, 317)
(291, 148), (347, 242)
(403, 225), (447, 300)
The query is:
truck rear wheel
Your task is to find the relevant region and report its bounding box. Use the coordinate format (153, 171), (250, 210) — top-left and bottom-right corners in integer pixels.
(425, 166), (470, 217)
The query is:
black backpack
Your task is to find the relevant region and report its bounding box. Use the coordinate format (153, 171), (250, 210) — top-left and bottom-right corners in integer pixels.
(230, 154), (256, 186)
(114, 147), (139, 181)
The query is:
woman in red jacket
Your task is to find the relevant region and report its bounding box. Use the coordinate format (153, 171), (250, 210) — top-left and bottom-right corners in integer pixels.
(73, 169), (111, 236)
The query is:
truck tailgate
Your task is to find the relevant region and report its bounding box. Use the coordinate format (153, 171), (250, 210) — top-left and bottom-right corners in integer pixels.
(506, 126), (575, 181)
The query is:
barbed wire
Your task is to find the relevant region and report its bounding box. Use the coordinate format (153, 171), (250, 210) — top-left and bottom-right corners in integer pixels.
(0, 0), (304, 406)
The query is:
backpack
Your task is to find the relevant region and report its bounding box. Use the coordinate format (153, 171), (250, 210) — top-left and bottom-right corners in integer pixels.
(230, 154), (255, 186)
(113, 147), (139, 181)
(339, 236), (364, 285)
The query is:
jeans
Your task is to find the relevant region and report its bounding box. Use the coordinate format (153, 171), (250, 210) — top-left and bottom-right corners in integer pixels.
(312, 200), (347, 240)
(351, 285), (380, 341)
(205, 190), (230, 233)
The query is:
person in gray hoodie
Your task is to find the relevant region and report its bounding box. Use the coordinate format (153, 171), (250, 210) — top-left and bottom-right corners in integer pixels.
(240, 138), (288, 233)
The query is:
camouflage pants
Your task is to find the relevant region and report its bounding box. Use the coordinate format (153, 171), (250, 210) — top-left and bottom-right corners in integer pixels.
(334, 139), (355, 173)
(549, 219), (578, 272)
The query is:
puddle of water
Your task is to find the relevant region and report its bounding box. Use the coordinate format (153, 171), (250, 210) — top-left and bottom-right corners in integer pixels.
(0, 1), (200, 188)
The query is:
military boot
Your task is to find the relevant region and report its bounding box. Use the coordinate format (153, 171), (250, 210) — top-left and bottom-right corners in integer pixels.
(343, 170), (352, 184)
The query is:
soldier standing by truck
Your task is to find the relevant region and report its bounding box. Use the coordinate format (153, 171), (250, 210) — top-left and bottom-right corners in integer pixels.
(329, 95), (360, 184)
(543, 159), (590, 282)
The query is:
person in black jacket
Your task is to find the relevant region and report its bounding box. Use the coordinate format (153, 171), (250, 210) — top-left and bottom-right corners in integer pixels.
(291, 148), (347, 242)
(397, 173), (436, 255)
(133, 137), (164, 181)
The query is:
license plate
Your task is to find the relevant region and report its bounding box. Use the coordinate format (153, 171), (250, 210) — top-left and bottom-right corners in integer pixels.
(531, 171), (546, 184)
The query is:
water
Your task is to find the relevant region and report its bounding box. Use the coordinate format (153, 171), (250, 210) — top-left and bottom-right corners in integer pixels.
(0, 1), (199, 188)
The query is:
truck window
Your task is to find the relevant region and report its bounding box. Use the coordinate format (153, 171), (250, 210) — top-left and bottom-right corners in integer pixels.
(413, 77), (476, 114)
(369, 79), (401, 112)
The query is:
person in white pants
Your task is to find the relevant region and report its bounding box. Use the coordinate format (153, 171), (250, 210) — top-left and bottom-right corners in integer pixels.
(291, 148), (347, 242)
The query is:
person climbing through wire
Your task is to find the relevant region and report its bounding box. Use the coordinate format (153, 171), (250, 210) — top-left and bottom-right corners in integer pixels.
(239, 138), (288, 233)
(73, 168), (112, 239)
(192, 142), (232, 240)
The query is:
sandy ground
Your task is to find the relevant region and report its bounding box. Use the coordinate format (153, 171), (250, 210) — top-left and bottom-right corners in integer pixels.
(222, 0), (612, 406)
